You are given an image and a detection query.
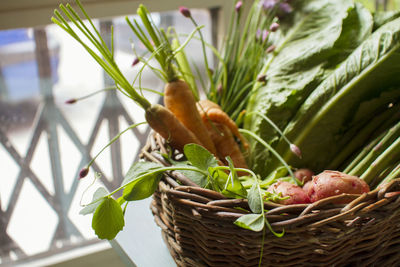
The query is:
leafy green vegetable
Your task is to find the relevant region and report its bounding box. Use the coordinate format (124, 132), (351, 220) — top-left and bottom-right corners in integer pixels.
(173, 162), (208, 187)
(245, 0), (373, 176)
(123, 173), (162, 201)
(248, 182), (263, 214)
(122, 161), (164, 201)
(184, 143), (219, 170)
(213, 168), (247, 198)
(92, 197), (125, 240)
(179, 143), (220, 188)
(122, 161), (163, 186)
(260, 166), (288, 188)
(234, 213), (265, 232)
(271, 17), (400, 172)
(373, 10), (400, 30)
(223, 157), (248, 198)
(79, 187), (108, 215)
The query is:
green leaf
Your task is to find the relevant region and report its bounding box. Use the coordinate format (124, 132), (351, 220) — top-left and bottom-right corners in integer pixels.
(174, 162), (208, 187)
(212, 168), (247, 198)
(79, 187), (108, 215)
(183, 143), (219, 170)
(122, 161), (163, 186)
(260, 166), (289, 188)
(373, 10), (400, 31)
(92, 196), (125, 240)
(245, 0), (373, 176)
(123, 172), (162, 201)
(326, 2), (373, 66)
(248, 183), (263, 214)
(273, 17), (400, 172)
(234, 213), (265, 232)
(122, 161), (164, 201)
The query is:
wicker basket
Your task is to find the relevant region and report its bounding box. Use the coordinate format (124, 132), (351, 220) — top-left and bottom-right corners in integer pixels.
(141, 133), (400, 267)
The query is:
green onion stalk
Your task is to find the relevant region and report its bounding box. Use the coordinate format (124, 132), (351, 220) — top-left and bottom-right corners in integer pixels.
(210, 0), (283, 121)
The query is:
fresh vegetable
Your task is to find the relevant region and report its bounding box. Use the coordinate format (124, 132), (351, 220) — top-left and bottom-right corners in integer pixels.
(302, 181), (312, 195)
(204, 122), (248, 170)
(269, 17), (400, 173)
(211, 0), (283, 120)
(245, 0), (375, 176)
(145, 104), (202, 151)
(196, 99), (249, 168)
(294, 168), (314, 184)
(52, 2), (203, 156)
(266, 181), (311, 204)
(128, 6), (217, 155)
(197, 99), (249, 148)
(305, 170), (370, 203)
(164, 80), (217, 154)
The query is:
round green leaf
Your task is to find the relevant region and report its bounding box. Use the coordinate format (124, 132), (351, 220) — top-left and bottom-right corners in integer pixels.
(92, 197), (125, 240)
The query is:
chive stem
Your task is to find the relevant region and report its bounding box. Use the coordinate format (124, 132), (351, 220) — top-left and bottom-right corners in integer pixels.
(239, 129), (299, 185)
(360, 136), (400, 184)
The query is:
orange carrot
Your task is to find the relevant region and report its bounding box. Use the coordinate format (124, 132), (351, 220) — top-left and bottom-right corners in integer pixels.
(197, 99), (249, 149)
(206, 122), (248, 170)
(164, 80), (217, 155)
(196, 100), (248, 170)
(145, 104), (202, 152)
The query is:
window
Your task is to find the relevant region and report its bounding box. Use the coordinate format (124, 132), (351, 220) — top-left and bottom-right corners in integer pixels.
(0, 7), (214, 265)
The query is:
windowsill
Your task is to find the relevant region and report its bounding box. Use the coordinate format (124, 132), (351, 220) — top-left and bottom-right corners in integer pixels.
(16, 242), (127, 267)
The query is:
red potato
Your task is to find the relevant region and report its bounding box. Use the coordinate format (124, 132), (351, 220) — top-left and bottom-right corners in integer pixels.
(267, 181), (311, 205)
(306, 170), (370, 203)
(294, 168), (314, 183)
(302, 180), (312, 193)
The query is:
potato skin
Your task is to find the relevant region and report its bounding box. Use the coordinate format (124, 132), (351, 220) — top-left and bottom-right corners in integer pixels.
(305, 170), (370, 203)
(302, 181), (312, 193)
(294, 168), (314, 183)
(267, 181), (311, 205)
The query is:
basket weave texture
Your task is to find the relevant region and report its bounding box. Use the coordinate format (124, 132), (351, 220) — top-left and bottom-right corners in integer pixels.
(141, 133), (400, 267)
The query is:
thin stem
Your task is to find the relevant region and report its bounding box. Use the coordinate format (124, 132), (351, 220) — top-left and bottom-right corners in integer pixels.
(343, 131), (386, 173)
(380, 163), (400, 185)
(247, 111), (293, 147)
(173, 25), (204, 55)
(360, 136), (400, 184)
(349, 121), (400, 176)
(53, 3), (152, 110)
(75, 0), (110, 53)
(110, 166), (208, 195)
(86, 122), (147, 169)
(190, 17), (216, 93)
(239, 129), (299, 185)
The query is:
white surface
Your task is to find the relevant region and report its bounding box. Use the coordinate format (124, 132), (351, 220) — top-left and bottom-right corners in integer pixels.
(114, 197), (176, 267)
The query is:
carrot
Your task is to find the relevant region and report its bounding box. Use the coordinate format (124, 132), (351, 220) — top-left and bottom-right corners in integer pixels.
(206, 122), (248, 170)
(197, 99), (249, 149)
(128, 7), (217, 155)
(196, 100), (248, 170)
(164, 80), (217, 155)
(145, 104), (202, 152)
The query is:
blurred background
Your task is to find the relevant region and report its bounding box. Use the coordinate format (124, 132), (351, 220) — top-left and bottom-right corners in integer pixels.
(0, 0), (398, 266)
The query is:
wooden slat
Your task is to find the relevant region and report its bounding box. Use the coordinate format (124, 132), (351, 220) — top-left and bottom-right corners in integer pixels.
(0, 0), (232, 31)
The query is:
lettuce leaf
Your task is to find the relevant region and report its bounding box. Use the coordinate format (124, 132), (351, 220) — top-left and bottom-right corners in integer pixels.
(245, 0), (373, 176)
(271, 17), (400, 172)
